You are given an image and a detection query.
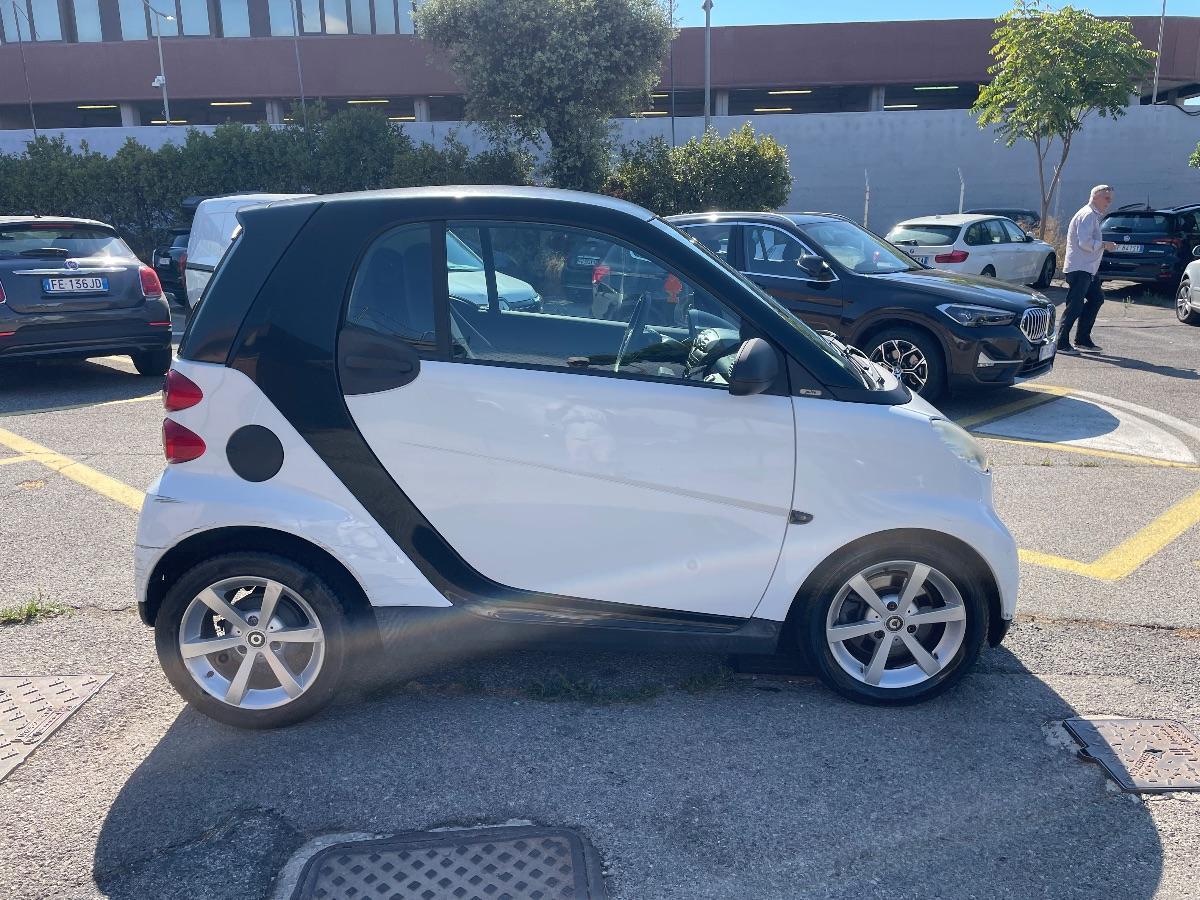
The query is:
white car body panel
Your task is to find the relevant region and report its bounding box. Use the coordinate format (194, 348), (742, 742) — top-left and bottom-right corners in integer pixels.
(134, 359), (449, 610)
(344, 361), (797, 618)
(890, 214), (1053, 284)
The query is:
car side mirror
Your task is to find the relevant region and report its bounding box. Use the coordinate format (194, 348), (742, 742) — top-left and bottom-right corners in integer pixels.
(797, 255), (833, 281)
(1025, 234), (1036, 242)
(728, 338), (779, 397)
(1192, 245), (1200, 259)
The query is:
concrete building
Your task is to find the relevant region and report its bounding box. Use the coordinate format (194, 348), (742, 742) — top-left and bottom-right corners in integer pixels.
(1, 10), (1198, 129)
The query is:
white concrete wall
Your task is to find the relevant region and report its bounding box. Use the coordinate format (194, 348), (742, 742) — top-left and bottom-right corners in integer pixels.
(3, 105), (1199, 233)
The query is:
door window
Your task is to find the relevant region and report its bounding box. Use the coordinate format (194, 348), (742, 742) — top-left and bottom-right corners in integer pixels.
(742, 224), (831, 281)
(1000, 219), (1027, 243)
(963, 223), (987, 246)
(983, 220), (1009, 244)
(345, 224), (436, 351)
(679, 223), (733, 261)
(445, 221), (752, 388)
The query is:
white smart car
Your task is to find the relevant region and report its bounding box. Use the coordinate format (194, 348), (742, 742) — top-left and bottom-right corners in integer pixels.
(136, 187), (1018, 727)
(887, 214), (1057, 287)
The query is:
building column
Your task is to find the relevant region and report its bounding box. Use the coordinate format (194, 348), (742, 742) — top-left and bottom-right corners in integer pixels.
(119, 103), (141, 127)
(714, 89), (729, 117)
(868, 86), (886, 111)
(265, 99), (285, 125)
(414, 97), (431, 122)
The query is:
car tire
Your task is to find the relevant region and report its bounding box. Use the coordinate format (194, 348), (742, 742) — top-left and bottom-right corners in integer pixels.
(131, 347), (172, 376)
(866, 326), (946, 402)
(1178, 279), (1200, 325)
(981, 265), (996, 278)
(1033, 254), (1056, 289)
(797, 538), (988, 706)
(155, 552), (349, 728)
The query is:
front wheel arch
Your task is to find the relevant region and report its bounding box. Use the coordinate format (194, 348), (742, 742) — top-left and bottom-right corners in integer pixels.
(855, 320), (948, 400)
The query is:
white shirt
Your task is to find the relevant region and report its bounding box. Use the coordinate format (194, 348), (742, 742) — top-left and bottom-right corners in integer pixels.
(1064, 203), (1106, 275)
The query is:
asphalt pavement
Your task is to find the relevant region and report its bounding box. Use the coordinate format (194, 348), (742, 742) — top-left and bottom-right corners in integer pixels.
(1, 285), (1199, 900)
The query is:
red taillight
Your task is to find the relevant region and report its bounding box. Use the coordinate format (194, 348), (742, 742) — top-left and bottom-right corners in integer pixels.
(139, 265), (163, 298)
(162, 418), (205, 464)
(592, 264), (610, 284)
(935, 249), (971, 264)
(162, 368), (203, 411)
(1152, 237), (1183, 248)
(178, 251), (187, 276)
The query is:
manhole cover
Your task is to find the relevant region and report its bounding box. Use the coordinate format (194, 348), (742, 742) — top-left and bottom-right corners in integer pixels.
(1064, 717), (1200, 793)
(0, 675), (111, 782)
(291, 826), (606, 900)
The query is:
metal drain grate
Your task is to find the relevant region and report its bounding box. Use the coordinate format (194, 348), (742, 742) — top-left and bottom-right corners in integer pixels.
(291, 826), (606, 900)
(1064, 717), (1200, 793)
(0, 675), (111, 782)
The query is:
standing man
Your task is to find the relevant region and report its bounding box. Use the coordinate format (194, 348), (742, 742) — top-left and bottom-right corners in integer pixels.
(1058, 184), (1119, 354)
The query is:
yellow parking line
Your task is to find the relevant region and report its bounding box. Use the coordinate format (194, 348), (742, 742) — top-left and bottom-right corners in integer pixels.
(0, 427), (144, 510)
(956, 384), (1072, 430)
(0, 454), (35, 466)
(1020, 486), (1200, 581)
(978, 435), (1200, 469)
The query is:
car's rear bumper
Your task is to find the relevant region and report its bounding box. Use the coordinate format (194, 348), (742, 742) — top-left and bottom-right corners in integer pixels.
(0, 296), (173, 361)
(1098, 257), (1181, 284)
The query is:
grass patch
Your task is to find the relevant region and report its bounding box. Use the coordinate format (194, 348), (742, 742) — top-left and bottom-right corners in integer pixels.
(0, 596), (71, 626)
(524, 673), (665, 705)
(676, 665), (736, 694)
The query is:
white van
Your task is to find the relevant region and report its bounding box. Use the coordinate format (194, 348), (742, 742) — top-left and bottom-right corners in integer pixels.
(184, 194), (309, 310)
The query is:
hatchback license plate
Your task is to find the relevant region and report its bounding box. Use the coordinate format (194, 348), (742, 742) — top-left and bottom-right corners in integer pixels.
(43, 276), (107, 293)
(1111, 244), (1143, 254)
(914, 255), (930, 265)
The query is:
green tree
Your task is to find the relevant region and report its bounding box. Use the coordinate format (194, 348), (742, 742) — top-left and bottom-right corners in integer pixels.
(972, 0), (1154, 238)
(415, 0), (674, 191)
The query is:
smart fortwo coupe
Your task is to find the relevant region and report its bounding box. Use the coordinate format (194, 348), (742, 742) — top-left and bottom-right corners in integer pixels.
(135, 187), (1018, 728)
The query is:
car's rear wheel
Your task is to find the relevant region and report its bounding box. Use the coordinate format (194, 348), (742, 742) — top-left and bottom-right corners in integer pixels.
(131, 346), (172, 376)
(1177, 279), (1200, 325)
(1033, 254), (1056, 289)
(867, 326), (945, 401)
(798, 541), (988, 706)
(981, 265), (996, 278)
(155, 553), (348, 728)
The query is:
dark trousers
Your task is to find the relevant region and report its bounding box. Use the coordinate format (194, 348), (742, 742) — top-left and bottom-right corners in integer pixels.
(1059, 270), (1105, 346)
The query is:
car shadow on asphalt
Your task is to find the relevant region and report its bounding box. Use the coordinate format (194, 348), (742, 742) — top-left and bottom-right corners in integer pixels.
(0, 359), (161, 416)
(1070, 352), (1200, 381)
(92, 644), (1165, 900)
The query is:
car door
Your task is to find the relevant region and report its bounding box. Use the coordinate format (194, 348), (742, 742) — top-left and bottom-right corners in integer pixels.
(337, 220), (797, 619)
(738, 222), (844, 332)
(999, 218), (1037, 281)
(983, 219), (1018, 280)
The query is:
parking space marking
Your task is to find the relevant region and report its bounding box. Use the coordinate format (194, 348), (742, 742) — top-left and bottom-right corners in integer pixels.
(1019, 487), (1200, 581)
(0, 393), (159, 419)
(979, 436), (1200, 469)
(0, 454), (35, 467)
(956, 384), (1072, 430)
(0, 427), (144, 511)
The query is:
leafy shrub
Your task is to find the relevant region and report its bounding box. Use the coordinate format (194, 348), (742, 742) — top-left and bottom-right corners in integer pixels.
(604, 123), (793, 215)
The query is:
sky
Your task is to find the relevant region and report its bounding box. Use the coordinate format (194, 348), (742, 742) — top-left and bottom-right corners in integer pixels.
(674, 1), (1200, 28)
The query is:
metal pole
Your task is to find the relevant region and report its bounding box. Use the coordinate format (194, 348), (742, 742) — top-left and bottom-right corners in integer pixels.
(11, 1), (37, 137)
(668, 0), (676, 148)
(290, 0), (309, 130)
(153, 12), (170, 123)
(1151, 0), (1167, 106)
(702, 0), (712, 133)
(863, 169), (870, 229)
(958, 167), (965, 214)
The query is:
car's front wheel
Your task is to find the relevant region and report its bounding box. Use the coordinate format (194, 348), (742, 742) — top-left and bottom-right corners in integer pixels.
(131, 346), (172, 376)
(798, 540), (988, 705)
(867, 326), (945, 401)
(1033, 254), (1056, 289)
(1177, 279), (1200, 325)
(155, 553), (349, 728)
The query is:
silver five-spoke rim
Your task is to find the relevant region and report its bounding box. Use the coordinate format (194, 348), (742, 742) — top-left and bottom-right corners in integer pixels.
(1178, 283), (1192, 321)
(825, 560), (967, 689)
(870, 340), (928, 392)
(179, 576), (325, 710)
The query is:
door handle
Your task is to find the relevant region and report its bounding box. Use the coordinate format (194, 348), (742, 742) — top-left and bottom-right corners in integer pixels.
(343, 355), (415, 373)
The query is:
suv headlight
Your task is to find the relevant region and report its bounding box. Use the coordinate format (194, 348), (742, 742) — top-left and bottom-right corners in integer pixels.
(931, 418), (990, 473)
(937, 303), (1016, 327)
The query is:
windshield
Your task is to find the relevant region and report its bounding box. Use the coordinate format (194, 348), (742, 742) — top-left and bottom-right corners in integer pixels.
(652, 218), (871, 389)
(446, 231), (484, 271)
(799, 219), (921, 274)
(887, 224), (960, 247)
(0, 224), (133, 259)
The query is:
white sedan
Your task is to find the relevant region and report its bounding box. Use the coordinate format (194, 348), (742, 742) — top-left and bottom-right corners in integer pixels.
(886, 214), (1057, 288)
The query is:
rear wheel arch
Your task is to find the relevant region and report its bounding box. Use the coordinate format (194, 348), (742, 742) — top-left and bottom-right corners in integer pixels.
(143, 526), (377, 639)
(782, 528), (1004, 651)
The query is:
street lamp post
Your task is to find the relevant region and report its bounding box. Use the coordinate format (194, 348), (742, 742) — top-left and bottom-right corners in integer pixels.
(1151, 0), (1167, 106)
(141, 0), (174, 124)
(10, 1), (37, 137)
(289, 0), (309, 130)
(702, 0), (712, 132)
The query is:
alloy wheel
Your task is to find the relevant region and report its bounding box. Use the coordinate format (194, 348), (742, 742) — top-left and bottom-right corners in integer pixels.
(825, 560), (967, 689)
(178, 576), (326, 710)
(870, 339), (928, 392)
(1178, 282), (1193, 322)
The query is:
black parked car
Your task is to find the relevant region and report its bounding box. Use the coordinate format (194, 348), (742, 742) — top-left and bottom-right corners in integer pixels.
(0, 216), (173, 374)
(668, 212), (1057, 401)
(152, 228), (189, 302)
(1098, 204), (1200, 291)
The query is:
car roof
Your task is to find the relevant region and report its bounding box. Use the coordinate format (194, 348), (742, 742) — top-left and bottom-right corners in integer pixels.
(271, 186), (657, 221)
(666, 211), (846, 227)
(0, 215), (115, 229)
(194, 193), (310, 215)
(891, 213), (1001, 227)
